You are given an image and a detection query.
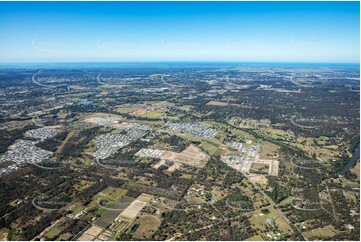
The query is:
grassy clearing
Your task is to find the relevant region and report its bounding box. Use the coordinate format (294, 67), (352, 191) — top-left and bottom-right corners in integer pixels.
(8, 199), (22, 207)
(86, 187), (128, 209)
(133, 215), (161, 239)
(55, 130), (76, 154)
(170, 129), (221, 152)
(278, 196), (294, 206)
(116, 107), (138, 114)
(249, 206), (277, 230)
(139, 110), (179, 120)
(115, 103), (144, 113)
(0, 228), (9, 241)
(57, 110), (68, 119)
(74, 180), (95, 192)
(178, 105), (193, 111)
(350, 160), (360, 180)
(258, 128), (293, 140)
(57, 233), (72, 240)
(230, 128), (255, 140)
(249, 206), (292, 234)
(291, 136), (338, 161)
(274, 216), (292, 233)
(260, 141), (279, 159)
(206, 101), (229, 106)
(44, 226), (62, 239)
(200, 140), (220, 155)
(245, 235), (264, 241)
(141, 111), (164, 119)
(302, 225), (336, 240)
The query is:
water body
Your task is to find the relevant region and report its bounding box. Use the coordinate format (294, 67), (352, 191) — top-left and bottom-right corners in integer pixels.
(78, 101), (93, 105)
(341, 143), (360, 174)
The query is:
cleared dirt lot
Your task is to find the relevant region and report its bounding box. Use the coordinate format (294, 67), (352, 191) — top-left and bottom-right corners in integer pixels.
(206, 101), (229, 106)
(78, 225), (103, 241)
(117, 194), (153, 221)
(161, 144), (208, 165)
(135, 144), (208, 169)
(206, 101), (250, 108)
(83, 112), (123, 122)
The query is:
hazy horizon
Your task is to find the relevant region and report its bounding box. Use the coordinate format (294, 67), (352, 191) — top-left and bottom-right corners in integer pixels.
(0, 1), (359, 63)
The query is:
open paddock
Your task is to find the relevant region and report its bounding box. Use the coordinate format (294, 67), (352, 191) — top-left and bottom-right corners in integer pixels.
(133, 215), (161, 239)
(302, 225), (336, 240)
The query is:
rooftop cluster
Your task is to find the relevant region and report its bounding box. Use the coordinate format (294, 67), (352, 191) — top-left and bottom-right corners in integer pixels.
(25, 127), (59, 141)
(93, 125), (149, 160)
(166, 122), (218, 139)
(0, 139), (53, 176)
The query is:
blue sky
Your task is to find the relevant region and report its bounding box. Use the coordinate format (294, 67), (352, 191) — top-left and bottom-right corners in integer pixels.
(0, 1), (359, 63)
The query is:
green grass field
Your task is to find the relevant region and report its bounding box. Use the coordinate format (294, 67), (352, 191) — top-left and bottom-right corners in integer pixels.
(302, 225), (336, 240)
(44, 227), (62, 240)
(87, 187), (128, 209)
(249, 205), (292, 234)
(57, 233), (72, 241)
(141, 111), (164, 119)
